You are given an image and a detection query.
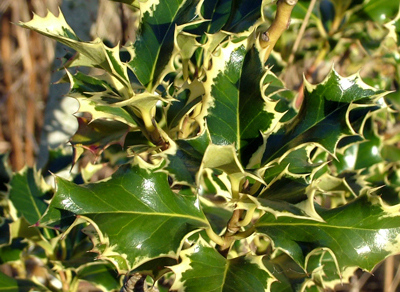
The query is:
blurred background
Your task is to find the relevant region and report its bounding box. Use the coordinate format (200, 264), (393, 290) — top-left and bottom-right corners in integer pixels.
(0, 0), (137, 171)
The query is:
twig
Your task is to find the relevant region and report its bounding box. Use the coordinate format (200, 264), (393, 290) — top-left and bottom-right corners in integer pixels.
(287, 0), (317, 65)
(218, 209), (243, 257)
(385, 256), (394, 292)
(259, 0), (298, 63)
(389, 257), (400, 292)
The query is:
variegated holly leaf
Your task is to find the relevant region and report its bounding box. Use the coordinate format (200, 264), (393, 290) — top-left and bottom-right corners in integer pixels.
(256, 194), (400, 273)
(262, 147), (322, 184)
(262, 71), (297, 122)
(264, 250), (357, 292)
(199, 0), (263, 34)
(18, 10), (132, 94)
(334, 117), (383, 172)
(165, 80), (204, 136)
(199, 40), (284, 167)
(263, 252), (310, 292)
(261, 68), (387, 165)
(259, 146), (325, 206)
(127, 0), (202, 90)
(170, 237), (274, 292)
(64, 71), (139, 128)
(198, 144), (264, 200)
(130, 257), (178, 281)
(162, 129), (210, 186)
(38, 157), (208, 272)
(8, 167), (54, 240)
(70, 117), (130, 162)
(186, 0), (265, 67)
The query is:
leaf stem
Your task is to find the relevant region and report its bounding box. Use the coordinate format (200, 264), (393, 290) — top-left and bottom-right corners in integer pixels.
(141, 111), (169, 150)
(238, 206), (256, 227)
(205, 227), (225, 246)
(259, 0), (298, 63)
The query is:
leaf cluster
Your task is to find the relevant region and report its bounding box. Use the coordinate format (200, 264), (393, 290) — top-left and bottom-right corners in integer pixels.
(1, 0), (400, 291)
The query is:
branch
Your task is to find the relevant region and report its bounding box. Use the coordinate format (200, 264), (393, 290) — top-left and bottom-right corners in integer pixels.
(259, 0), (298, 63)
(218, 209), (243, 257)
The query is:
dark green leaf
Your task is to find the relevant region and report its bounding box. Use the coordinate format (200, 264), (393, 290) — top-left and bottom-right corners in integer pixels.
(0, 271), (46, 292)
(203, 42), (280, 167)
(77, 262), (120, 291)
(170, 237), (274, 291)
(39, 158), (208, 272)
(128, 0), (201, 89)
(262, 69), (386, 165)
(163, 130), (210, 185)
(353, 0), (400, 24)
(8, 167), (52, 227)
(256, 194), (400, 272)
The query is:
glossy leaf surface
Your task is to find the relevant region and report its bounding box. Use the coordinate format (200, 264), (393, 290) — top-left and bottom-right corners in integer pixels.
(256, 194), (400, 272)
(202, 41), (281, 166)
(39, 158), (208, 272)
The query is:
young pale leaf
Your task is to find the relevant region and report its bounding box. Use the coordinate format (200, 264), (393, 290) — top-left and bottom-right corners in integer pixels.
(18, 10), (131, 93)
(170, 237), (274, 292)
(262, 68), (387, 165)
(198, 144), (264, 200)
(256, 194), (400, 273)
(65, 71), (138, 127)
(9, 218), (47, 247)
(165, 80), (204, 133)
(39, 157), (208, 272)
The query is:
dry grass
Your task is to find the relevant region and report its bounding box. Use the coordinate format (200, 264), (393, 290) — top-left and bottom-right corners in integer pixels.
(0, 0), (60, 170)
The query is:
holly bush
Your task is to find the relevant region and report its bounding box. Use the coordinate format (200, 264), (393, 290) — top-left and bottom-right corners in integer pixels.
(1, 0), (400, 291)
